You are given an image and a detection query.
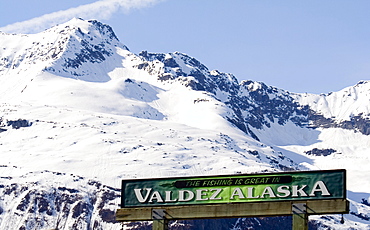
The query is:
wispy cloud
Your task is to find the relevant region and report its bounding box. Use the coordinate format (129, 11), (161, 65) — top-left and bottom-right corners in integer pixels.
(0, 0), (164, 34)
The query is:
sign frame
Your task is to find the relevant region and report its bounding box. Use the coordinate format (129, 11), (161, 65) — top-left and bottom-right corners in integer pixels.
(116, 198), (349, 221)
(121, 169), (346, 208)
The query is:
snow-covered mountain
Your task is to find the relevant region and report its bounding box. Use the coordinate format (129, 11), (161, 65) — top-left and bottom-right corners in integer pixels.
(0, 18), (369, 229)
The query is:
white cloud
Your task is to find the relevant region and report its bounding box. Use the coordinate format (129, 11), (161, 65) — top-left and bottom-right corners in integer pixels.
(0, 0), (164, 34)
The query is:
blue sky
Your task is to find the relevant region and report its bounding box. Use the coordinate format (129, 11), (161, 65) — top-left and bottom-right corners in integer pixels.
(1, 0), (370, 94)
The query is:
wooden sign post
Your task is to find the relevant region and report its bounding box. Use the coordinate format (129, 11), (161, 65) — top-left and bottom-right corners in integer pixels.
(152, 209), (168, 230)
(292, 203), (308, 230)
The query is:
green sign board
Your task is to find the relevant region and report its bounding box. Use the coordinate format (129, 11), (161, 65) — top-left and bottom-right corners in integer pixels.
(121, 169), (346, 208)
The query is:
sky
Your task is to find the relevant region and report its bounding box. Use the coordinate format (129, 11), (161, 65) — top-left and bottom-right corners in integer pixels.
(1, 0), (370, 94)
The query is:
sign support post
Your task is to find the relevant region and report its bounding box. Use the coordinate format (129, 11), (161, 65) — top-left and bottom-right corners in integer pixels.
(152, 219), (168, 230)
(152, 209), (168, 230)
(292, 203), (308, 230)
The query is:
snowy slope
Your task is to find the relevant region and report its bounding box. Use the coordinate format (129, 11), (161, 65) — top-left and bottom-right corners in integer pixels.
(295, 80), (370, 122)
(0, 19), (369, 229)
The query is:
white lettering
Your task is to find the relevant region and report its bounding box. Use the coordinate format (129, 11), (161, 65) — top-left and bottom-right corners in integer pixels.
(134, 188), (152, 203)
(148, 191), (164, 203)
(292, 185), (308, 197)
(165, 191), (178, 202)
(178, 190), (194, 202)
(210, 188), (222, 200)
(309, 181), (330, 197)
(230, 187), (245, 199)
(246, 187), (259, 198)
(277, 185), (290, 198)
(196, 189), (209, 201)
(133, 181), (331, 205)
(261, 186), (276, 198)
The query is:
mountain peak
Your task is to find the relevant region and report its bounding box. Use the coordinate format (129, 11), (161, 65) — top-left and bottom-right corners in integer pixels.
(0, 18), (130, 85)
(354, 80), (370, 88)
(42, 18), (129, 81)
(44, 18), (124, 48)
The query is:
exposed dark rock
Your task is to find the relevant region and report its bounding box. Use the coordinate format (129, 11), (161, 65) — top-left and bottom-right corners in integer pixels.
(88, 20), (120, 43)
(58, 187), (79, 193)
(99, 209), (116, 223)
(306, 111), (370, 136)
(237, 81), (310, 130)
(63, 39), (111, 70)
(7, 119), (31, 129)
(307, 111), (335, 129)
(304, 148), (337, 156)
(125, 78), (133, 83)
(248, 150), (259, 156)
(350, 211), (370, 221)
(338, 114), (370, 135)
(362, 198), (370, 207)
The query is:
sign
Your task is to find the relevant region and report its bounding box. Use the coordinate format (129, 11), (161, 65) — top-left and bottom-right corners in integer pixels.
(121, 169), (345, 208)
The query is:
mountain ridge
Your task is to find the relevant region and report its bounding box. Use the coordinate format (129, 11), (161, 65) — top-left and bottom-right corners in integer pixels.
(0, 18), (369, 229)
